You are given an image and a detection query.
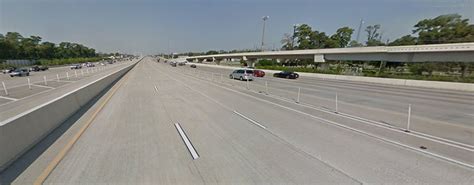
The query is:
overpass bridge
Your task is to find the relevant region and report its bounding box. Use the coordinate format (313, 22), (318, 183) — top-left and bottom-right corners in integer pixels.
(186, 42), (474, 66)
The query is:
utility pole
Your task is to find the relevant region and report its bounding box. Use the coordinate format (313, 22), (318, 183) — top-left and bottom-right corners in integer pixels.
(261, 16), (269, 51)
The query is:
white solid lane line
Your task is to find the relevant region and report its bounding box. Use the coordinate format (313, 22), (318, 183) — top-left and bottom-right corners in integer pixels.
(233, 110), (267, 129)
(0, 95), (18, 101)
(31, 84), (55, 89)
(174, 123), (199, 160)
(154, 85), (158, 93)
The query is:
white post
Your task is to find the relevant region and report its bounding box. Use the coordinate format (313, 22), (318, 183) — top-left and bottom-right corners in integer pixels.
(2, 82), (8, 95)
(406, 104), (412, 132)
(296, 87), (301, 103)
(56, 74), (60, 82)
(335, 93), (338, 112)
(246, 78), (250, 90)
(75, 70), (78, 78)
(27, 78), (31, 89)
(265, 81), (269, 95)
(66, 72), (69, 80)
(44, 76), (47, 85)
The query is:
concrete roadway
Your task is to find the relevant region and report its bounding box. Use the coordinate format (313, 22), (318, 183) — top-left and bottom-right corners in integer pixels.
(184, 63), (474, 146)
(11, 57), (471, 184)
(0, 60), (134, 107)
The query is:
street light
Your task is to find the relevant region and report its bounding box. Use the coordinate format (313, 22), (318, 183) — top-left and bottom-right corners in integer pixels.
(356, 19), (365, 43)
(261, 16), (270, 51)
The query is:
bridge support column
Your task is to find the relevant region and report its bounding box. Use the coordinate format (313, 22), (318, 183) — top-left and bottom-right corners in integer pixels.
(246, 59), (257, 67)
(215, 59), (222, 65)
(377, 61), (386, 75)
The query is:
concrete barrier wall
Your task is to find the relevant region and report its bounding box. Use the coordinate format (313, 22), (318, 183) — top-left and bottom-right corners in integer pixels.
(192, 63), (474, 92)
(0, 63), (137, 172)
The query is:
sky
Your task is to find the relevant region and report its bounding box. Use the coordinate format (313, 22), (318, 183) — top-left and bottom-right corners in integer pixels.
(1, 0), (473, 54)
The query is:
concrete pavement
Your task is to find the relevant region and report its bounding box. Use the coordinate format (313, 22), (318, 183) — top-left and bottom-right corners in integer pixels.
(186, 64), (474, 146)
(4, 57), (472, 184)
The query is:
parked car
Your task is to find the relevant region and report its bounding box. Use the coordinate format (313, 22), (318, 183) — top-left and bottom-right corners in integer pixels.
(273, 71), (299, 79)
(229, 69), (254, 81)
(2, 67), (16, 74)
(70, 64), (82, 69)
(30, 65), (49, 72)
(170, 62), (177, 67)
(9, 68), (30, 77)
(190, 64), (197, 68)
(178, 62), (185, 66)
(253, 70), (265, 77)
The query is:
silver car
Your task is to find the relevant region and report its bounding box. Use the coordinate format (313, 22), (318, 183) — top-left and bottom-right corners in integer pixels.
(229, 69), (254, 81)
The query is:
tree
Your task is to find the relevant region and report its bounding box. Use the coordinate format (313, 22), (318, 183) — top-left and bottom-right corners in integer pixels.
(310, 31), (331, 48)
(389, 35), (417, 46)
(295, 24), (314, 49)
(348, 40), (363, 47)
(38, 42), (56, 59)
(413, 14), (474, 44)
(413, 14), (474, 77)
(205, 50), (219, 55)
(365, 24), (385, 46)
(330, 27), (354, 48)
(281, 33), (294, 50)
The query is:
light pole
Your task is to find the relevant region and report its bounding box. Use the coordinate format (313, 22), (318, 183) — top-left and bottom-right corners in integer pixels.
(356, 18), (364, 44)
(261, 16), (269, 51)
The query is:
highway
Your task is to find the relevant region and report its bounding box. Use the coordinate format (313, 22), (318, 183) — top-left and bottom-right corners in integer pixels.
(4, 57), (472, 184)
(187, 63), (474, 146)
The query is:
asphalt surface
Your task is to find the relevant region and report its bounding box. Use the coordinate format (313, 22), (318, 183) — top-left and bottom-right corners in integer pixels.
(187, 63), (474, 146)
(6, 57), (472, 184)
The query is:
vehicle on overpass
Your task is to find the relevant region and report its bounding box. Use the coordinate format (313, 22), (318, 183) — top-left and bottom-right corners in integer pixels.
(9, 68), (30, 77)
(273, 71), (299, 79)
(230, 69), (254, 81)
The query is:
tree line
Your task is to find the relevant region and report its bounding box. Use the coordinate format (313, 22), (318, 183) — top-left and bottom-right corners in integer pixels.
(281, 14), (474, 49)
(0, 32), (97, 60)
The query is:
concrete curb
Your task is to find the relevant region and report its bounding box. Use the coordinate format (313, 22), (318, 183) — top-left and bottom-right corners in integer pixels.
(0, 61), (138, 172)
(191, 63), (474, 92)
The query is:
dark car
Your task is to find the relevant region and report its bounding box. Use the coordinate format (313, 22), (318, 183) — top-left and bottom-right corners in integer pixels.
(273, 71), (299, 79)
(253, 70), (265, 77)
(30, 65), (49, 71)
(190, 64), (197, 68)
(9, 68), (30, 77)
